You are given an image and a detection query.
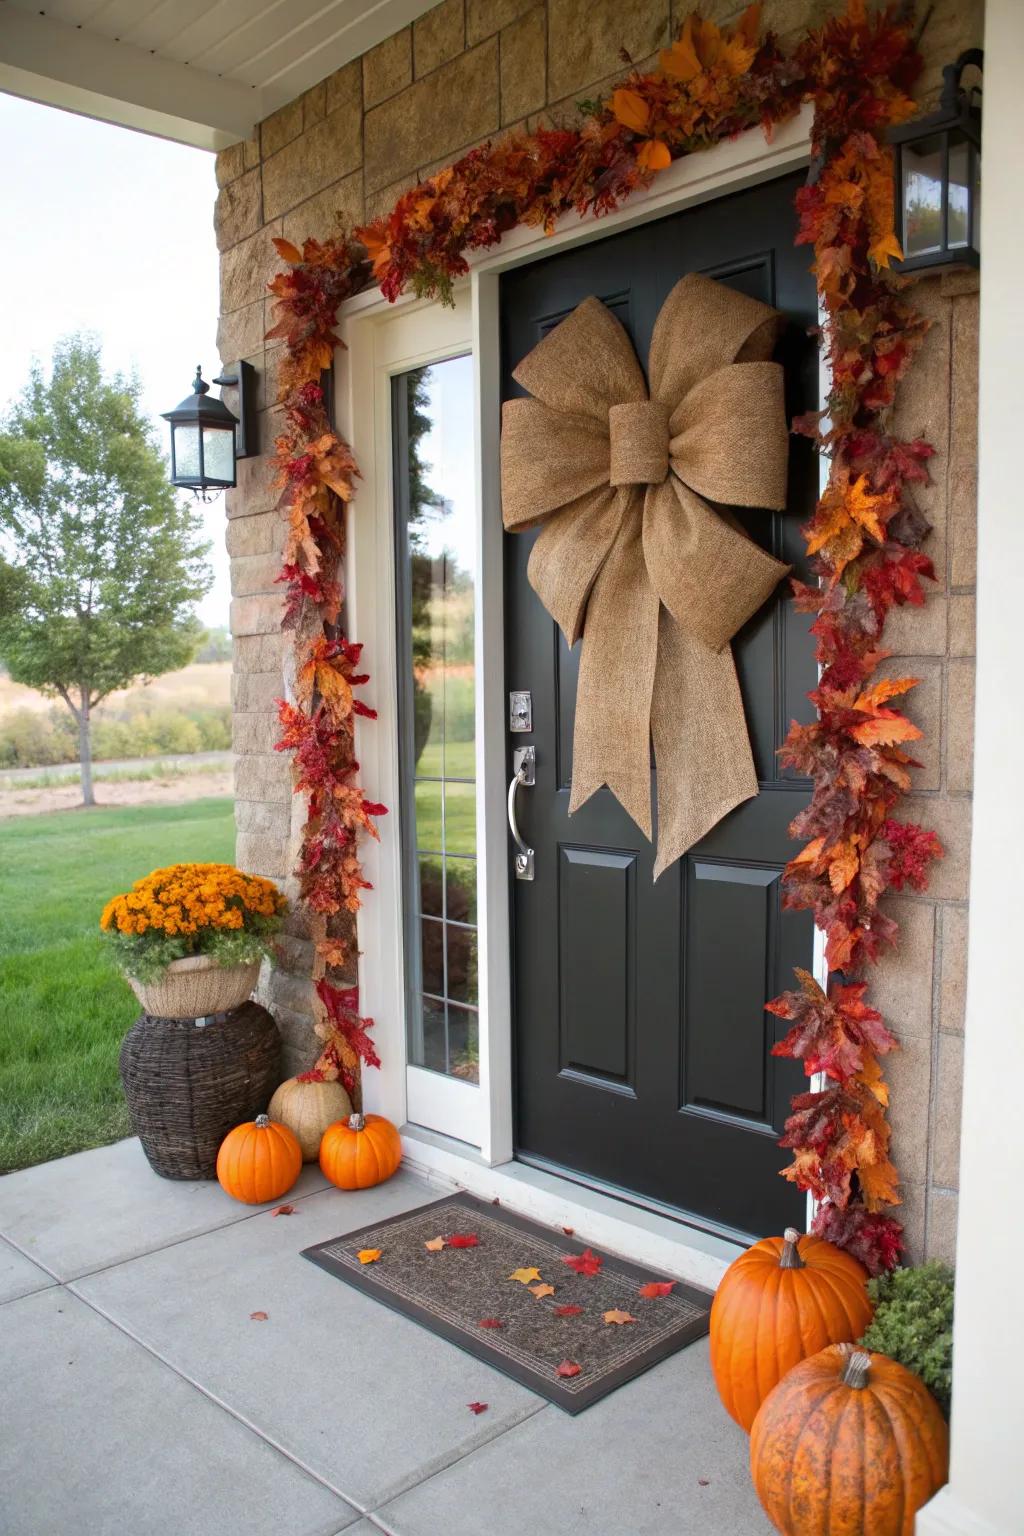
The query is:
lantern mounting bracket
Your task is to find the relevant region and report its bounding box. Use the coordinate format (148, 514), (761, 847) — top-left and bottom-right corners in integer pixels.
(212, 360), (257, 459)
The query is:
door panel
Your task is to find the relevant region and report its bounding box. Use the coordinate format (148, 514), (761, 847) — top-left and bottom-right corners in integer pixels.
(501, 171), (817, 1240)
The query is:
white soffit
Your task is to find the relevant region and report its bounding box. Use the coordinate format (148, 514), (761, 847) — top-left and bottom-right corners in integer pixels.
(0, 0), (439, 150)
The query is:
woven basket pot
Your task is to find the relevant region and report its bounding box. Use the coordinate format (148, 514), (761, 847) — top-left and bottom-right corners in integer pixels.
(119, 1001), (282, 1180)
(127, 955), (260, 1019)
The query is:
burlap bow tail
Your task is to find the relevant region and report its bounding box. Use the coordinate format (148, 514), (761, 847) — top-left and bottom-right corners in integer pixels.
(500, 273), (792, 877)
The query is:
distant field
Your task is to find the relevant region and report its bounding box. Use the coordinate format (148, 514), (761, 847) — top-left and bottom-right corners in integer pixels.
(0, 660), (231, 717)
(0, 797), (236, 1172)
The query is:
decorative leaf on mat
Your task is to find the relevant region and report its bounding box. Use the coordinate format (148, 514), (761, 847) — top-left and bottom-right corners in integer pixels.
(468, 1401), (488, 1414)
(562, 1248), (602, 1277)
(603, 1309), (639, 1325)
(555, 1360), (582, 1378)
(529, 1283), (556, 1300)
(250, 1311), (269, 1321)
(271, 1204), (297, 1216)
(554, 1305), (583, 1317)
(357, 1249), (382, 1264)
(424, 1236), (446, 1251)
(447, 1233), (480, 1248)
(478, 1318), (505, 1329)
(508, 1267), (543, 1285)
(638, 1281), (676, 1299)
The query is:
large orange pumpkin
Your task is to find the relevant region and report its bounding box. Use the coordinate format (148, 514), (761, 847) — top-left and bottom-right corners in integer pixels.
(320, 1112), (401, 1189)
(216, 1113), (302, 1205)
(751, 1344), (949, 1535)
(710, 1226), (873, 1431)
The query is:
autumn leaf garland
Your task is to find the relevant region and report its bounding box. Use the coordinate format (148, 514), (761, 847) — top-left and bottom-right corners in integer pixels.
(266, 1), (941, 1268)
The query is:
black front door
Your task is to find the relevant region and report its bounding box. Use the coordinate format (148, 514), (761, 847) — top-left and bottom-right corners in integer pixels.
(501, 171), (817, 1241)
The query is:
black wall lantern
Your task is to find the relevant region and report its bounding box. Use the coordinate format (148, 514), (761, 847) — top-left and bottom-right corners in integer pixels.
(162, 361), (257, 501)
(889, 49), (982, 274)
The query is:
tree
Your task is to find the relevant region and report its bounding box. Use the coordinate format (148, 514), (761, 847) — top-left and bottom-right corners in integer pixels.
(0, 336), (212, 805)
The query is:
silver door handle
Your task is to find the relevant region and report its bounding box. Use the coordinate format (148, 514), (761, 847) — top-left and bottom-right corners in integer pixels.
(508, 745), (535, 881)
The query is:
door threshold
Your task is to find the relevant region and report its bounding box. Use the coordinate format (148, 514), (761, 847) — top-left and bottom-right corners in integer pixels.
(399, 1125), (745, 1292)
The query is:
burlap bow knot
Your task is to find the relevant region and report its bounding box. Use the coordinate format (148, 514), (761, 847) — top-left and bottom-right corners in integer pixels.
(500, 272), (792, 877)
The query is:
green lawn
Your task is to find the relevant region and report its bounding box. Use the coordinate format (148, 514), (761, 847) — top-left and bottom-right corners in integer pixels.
(0, 798), (235, 1173)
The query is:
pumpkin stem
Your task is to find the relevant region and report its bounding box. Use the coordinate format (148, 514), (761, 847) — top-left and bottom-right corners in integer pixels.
(348, 1112), (365, 1131)
(841, 1350), (872, 1390)
(255, 1113), (270, 1128)
(779, 1226), (806, 1269)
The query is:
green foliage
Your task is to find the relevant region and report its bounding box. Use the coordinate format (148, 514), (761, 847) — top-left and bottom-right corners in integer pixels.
(194, 626), (232, 663)
(104, 915), (280, 983)
(860, 1260), (955, 1416)
(0, 335), (212, 798)
(0, 701), (231, 768)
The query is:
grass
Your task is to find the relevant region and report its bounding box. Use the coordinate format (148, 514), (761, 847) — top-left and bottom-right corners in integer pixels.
(0, 754), (231, 791)
(0, 798), (235, 1173)
(414, 739), (477, 855)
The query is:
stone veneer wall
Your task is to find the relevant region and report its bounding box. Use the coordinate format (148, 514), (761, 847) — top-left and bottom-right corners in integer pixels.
(216, 0), (983, 1261)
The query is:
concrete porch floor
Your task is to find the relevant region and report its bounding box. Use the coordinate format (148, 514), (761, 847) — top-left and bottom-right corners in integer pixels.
(0, 1138), (771, 1536)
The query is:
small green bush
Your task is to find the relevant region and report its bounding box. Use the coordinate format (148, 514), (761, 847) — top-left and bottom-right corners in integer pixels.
(860, 1260), (954, 1416)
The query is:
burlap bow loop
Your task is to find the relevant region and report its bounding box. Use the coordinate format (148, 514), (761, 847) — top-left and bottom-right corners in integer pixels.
(500, 272), (792, 876)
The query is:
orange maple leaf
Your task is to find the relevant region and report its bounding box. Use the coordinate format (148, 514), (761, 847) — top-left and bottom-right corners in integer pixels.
(424, 1236), (446, 1252)
(529, 1283), (556, 1300)
(357, 1249), (381, 1264)
(603, 1309), (639, 1325)
(610, 88), (651, 133)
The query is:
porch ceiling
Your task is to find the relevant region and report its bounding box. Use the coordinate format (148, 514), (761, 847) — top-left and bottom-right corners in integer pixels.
(0, 0), (437, 150)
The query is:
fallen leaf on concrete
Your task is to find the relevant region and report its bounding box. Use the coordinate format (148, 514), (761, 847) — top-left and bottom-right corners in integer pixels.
(271, 1204), (297, 1217)
(250, 1311), (269, 1321)
(357, 1248), (382, 1264)
(555, 1360), (582, 1378)
(562, 1227), (574, 1236)
(468, 1401), (489, 1414)
(698, 1478), (710, 1487)
(638, 1281), (676, 1298)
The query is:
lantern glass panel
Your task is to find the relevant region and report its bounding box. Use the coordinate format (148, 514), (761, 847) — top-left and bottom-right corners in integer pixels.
(202, 424), (235, 484)
(947, 135), (972, 249)
(174, 423), (201, 481)
(901, 132), (945, 259)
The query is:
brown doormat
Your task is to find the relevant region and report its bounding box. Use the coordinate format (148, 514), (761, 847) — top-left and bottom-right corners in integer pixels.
(303, 1191), (711, 1413)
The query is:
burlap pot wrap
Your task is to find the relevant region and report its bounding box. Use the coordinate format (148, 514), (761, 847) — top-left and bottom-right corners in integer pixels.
(128, 955), (260, 1019)
(500, 272), (791, 876)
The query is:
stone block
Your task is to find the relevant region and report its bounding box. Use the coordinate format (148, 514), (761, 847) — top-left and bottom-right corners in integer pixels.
(501, 7), (547, 124)
(301, 81), (326, 130)
(548, 0), (669, 102)
(893, 276), (950, 585)
(950, 293), (979, 586)
(232, 711), (281, 756)
(215, 140), (246, 187)
(263, 110), (363, 222)
(870, 898), (935, 1039)
(244, 135), (261, 170)
(214, 167), (261, 251)
(274, 933), (315, 976)
(364, 41), (499, 193)
(230, 592), (285, 638)
(325, 59), (362, 118)
(236, 829), (289, 879)
(234, 751), (292, 803)
(895, 1182), (925, 1265)
(946, 659), (975, 794)
(226, 509), (283, 559)
(902, 795), (972, 901)
(932, 1031), (964, 1190)
(365, 172), (421, 222)
(363, 27), (412, 108)
(281, 169), (364, 247)
(948, 593), (975, 656)
(230, 552), (282, 598)
(415, 0), (465, 76)
(226, 452), (278, 518)
(883, 591), (947, 658)
(926, 1187), (959, 1264)
(266, 968), (317, 1017)
(233, 670), (285, 715)
(220, 223), (284, 314)
(939, 904), (969, 1035)
(467, 0), (538, 44)
(216, 301), (266, 370)
(235, 798), (291, 837)
(877, 657), (940, 792)
(261, 98), (304, 158)
(234, 632), (287, 674)
(886, 1032), (933, 1186)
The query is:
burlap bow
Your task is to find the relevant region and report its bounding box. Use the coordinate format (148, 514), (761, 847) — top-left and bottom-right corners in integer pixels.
(500, 272), (792, 877)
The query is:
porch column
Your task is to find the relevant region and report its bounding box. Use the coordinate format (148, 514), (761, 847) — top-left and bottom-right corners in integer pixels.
(917, 2), (1024, 1533)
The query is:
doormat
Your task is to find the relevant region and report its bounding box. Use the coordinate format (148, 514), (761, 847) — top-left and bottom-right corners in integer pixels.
(303, 1191), (711, 1413)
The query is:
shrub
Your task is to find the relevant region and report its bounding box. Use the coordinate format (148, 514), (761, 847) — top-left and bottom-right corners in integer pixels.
(860, 1260), (954, 1416)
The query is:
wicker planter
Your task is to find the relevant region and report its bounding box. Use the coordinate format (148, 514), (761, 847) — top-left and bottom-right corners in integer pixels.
(119, 1001), (282, 1180)
(126, 955), (260, 1019)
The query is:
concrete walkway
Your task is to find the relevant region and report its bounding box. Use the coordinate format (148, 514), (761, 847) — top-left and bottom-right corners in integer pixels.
(0, 1139), (770, 1536)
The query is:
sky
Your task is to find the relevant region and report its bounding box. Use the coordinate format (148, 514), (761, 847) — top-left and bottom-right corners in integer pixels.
(0, 92), (230, 627)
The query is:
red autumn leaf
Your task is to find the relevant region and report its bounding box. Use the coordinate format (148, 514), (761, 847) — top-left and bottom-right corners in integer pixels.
(637, 1281), (677, 1299)
(447, 1234), (480, 1248)
(249, 1311), (269, 1321)
(553, 1305), (583, 1317)
(477, 1318), (505, 1329)
(468, 1401), (488, 1415)
(562, 1247), (602, 1277)
(767, 967), (896, 1083)
(561, 1227), (574, 1236)
(555, 1360), (582, 1379)
(271, 1204), (297, 1217)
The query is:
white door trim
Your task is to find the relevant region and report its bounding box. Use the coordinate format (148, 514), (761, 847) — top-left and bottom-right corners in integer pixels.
(336, 103), (815, 1264)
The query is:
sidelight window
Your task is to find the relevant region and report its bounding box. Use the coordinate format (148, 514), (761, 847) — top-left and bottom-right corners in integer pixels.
(393, 356), (479, 1084)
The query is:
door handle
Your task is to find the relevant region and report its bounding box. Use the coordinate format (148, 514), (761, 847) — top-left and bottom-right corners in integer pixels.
(508, 745), (535, 881)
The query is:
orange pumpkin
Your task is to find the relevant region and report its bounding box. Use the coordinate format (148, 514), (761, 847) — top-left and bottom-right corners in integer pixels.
(216, 1113), (302, 1205)
(710, 1226), (873, 1431)
(319, 1112), (401, 1190)
(751, 1344), (949, 1535)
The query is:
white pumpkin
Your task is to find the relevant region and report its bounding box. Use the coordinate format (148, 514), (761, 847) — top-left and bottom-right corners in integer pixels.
(268, 1075), (353, 1161)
